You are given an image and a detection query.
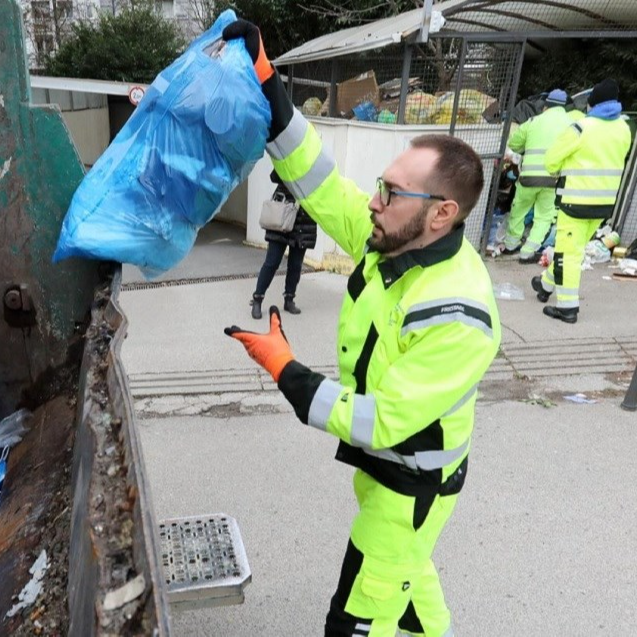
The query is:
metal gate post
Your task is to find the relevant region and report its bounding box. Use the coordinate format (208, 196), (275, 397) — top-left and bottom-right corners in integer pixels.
(480, 38), (526, 255)
(448, 38), (467, 137)
(329, 59), (339, 118)
(286, 64), (295, 100)
(397, 43), (413, 125)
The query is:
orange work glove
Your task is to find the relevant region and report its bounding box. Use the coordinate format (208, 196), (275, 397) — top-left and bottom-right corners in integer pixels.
(224, 306), (294, 382)
(222, 19), (275, 85)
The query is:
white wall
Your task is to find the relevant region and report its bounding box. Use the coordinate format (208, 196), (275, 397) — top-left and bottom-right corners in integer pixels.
(246, 117), (504, 265)
(61, 107), (110, 166)
(216, 179), (248, 225)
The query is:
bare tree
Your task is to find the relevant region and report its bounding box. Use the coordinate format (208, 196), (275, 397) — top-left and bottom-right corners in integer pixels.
(184, 0), (215, 35)
(299, 0), (420, 25)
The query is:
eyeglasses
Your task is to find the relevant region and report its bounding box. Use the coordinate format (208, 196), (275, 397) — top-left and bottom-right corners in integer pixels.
(376, 177), (446, 207)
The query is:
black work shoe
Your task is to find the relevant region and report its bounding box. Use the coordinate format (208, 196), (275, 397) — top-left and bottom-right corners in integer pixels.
(500, 245), (521, 255)
(250, 294), (264, 319)
(519, 253), (540, 265)
(283, 296), (301, 314)
(543, 306), (578, 324)
(531, 276), (551, 303)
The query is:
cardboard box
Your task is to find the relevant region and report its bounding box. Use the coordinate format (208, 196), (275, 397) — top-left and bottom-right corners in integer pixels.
(336, 71), (380, 115)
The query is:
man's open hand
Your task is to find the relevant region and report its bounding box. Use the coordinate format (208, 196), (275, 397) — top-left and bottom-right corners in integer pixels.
(224, 306), (294, 381)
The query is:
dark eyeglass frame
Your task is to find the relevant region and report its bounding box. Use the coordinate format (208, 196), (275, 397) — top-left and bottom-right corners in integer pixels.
(376, 177), (446, 207)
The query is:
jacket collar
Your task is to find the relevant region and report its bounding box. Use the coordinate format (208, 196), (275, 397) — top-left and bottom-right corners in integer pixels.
(375, 224), (465, 288)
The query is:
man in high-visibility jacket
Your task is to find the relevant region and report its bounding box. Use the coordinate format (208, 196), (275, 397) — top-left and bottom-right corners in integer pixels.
(503, 89), (571, 263)
(532, 79), (631, 323)
(222, 20), (501, 637)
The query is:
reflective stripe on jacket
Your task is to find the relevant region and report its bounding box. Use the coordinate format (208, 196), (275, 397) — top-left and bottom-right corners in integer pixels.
(508, 106), (571, 187)
(269, 108), (502, 496)
(546, 116), (631, 215)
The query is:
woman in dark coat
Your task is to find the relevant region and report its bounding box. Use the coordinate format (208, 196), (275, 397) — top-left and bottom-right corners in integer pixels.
(251, 170), (317, 319)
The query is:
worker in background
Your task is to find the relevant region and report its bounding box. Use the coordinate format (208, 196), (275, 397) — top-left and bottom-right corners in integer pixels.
(532, 79), (631, 323)
(502, 89), (571, 263)
(222, 19), (501, 637)
(568, 107), (585, 123)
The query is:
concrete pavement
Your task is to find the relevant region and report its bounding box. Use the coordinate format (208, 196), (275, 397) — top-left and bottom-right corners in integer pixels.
(119, 221), (637, 636)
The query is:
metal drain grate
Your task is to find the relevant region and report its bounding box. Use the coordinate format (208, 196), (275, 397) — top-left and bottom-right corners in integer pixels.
(159, 513), (251, 610)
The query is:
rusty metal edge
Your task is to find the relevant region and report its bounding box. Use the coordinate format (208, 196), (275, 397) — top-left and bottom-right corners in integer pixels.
(68, 266), (171, 636)
(107, 267), (172, 635)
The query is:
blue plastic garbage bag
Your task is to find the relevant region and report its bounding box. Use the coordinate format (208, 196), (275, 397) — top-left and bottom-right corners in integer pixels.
(0, 408), (31, 505)
(53, 10), (271, 278)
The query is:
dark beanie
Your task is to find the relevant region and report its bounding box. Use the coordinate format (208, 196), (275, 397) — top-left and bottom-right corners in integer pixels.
(588, 79), (619, 106)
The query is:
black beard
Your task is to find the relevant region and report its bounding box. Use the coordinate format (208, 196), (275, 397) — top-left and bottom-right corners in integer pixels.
(368, 207), (428, 254)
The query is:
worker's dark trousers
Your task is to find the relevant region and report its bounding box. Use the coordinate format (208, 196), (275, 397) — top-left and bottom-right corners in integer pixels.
(324, 469), (457, 637)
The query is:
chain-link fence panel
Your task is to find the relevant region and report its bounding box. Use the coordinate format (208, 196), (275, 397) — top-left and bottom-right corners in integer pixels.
(619, 194), (637, 246)
(284, 46), (409, 122)
(282, 36), (524, 250)
(448, 40), (524, 247)
(615, 139), (637, 246)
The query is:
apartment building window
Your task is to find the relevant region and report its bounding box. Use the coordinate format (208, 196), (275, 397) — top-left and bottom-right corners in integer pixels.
(35, 33), (55, 59)
(31, 0), (51, 23)
(56, 0), (73, 20)
(156, 0), (174, 18)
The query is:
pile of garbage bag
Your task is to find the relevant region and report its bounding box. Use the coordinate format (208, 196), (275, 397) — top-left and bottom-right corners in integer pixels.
(403, 89), (496, 125)
(0, 409), (31, 505)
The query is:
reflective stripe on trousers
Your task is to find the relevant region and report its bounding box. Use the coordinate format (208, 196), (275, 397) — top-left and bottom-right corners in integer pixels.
(542, 210), (605, 309)
(396, 628), (453, 637)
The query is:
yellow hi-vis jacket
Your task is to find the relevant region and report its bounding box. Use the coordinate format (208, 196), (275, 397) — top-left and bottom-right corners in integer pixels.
(269, 109), (501, 496)
(507, 106), (571, 187)
(545, 115), (631, 218)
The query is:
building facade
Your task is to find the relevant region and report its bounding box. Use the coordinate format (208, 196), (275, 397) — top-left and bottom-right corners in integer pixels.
(19, 0), (205, 68)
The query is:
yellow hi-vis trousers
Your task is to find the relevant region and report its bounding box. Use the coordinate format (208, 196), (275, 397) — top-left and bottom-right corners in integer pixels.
(540, 210), (604, 309)
(504, 184), (557, 256)
(325, 469), (457, 637)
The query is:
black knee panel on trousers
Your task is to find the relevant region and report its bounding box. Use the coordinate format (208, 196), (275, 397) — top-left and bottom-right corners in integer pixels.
(554, 251), (564, 286)
(325, 540), (369, 636)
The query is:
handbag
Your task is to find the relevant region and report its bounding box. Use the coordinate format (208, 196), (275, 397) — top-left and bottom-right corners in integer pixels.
(259, 192), (298, 232)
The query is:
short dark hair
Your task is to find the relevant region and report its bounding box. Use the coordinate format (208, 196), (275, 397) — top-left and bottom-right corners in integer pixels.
(409, 134), (484, 225)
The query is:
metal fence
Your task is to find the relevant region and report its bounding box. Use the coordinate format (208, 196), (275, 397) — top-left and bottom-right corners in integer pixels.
(615, 140), (637, 246)
(283, 35), (524, 248)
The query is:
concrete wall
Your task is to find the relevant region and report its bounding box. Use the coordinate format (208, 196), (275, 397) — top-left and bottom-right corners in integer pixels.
(61, 108), (110, 167)
(216, 179), (248, 225)
(246, 117), (503, 267)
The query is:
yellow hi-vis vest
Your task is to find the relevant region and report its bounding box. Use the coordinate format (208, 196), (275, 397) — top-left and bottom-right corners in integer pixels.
(268, 109), (501, 496)
(507, 106), (571, 187)
(546, 116), (631, 212)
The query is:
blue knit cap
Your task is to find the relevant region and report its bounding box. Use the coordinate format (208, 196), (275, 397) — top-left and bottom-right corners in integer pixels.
(545, 89), (567, 106)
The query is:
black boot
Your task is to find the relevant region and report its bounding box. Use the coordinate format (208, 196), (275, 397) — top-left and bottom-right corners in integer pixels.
(543, 306), (578, 324)
(283, 295), (301, 315)
(519, 252), (540, 265)
(250, 294), (264, 319)
(531, 276), (551, 303)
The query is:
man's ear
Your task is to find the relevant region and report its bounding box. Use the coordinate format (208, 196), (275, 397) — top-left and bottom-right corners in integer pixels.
(430, 200), (460, 231)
